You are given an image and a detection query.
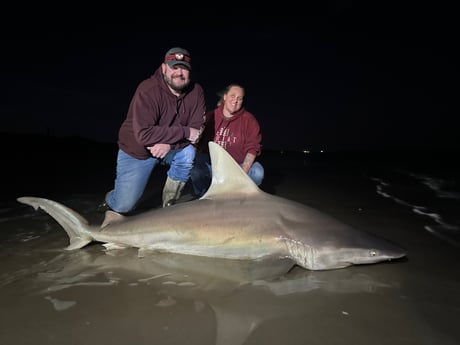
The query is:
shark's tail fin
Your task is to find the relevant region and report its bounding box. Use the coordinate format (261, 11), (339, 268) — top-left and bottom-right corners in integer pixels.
(17, 196), (93, 250)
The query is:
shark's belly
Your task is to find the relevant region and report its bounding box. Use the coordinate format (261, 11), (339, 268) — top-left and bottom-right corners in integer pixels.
(97, 203), (287, 260)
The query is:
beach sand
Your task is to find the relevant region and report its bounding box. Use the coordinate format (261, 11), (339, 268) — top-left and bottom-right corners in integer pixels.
(1, 134), (459, 345)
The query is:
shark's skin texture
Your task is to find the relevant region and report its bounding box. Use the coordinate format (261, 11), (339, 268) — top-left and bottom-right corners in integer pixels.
(17, 142), (406, 271)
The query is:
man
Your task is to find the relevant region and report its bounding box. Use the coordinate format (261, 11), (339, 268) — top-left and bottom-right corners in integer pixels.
(98, 47), (206, 214)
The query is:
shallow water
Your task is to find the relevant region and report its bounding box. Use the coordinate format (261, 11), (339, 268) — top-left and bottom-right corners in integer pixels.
(1, 137), (459, 345)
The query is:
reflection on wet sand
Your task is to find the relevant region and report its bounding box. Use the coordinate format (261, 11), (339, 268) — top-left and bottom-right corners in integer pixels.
(2, 244), (400, 345)
(32, 248), (398, 294)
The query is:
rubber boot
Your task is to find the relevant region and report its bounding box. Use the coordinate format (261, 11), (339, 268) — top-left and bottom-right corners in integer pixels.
(162, 176), (186, 207)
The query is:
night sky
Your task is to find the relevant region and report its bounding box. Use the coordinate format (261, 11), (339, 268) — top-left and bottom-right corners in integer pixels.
(2, 6), (458, 152)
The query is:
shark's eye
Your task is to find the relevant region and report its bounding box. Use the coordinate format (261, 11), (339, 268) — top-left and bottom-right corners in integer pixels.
(369, 250), (377, 257)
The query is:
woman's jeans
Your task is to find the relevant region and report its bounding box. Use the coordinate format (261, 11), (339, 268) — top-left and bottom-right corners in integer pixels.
(107, 144), (195, 213)
(190, 152), (264, 197)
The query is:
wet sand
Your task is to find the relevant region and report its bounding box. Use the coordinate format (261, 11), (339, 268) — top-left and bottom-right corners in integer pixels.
(1, 134), (459, 345)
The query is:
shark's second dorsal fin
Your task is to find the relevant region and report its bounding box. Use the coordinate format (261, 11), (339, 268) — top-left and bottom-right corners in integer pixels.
(101, 210), (126, 229)
(201, 141), (261, 199)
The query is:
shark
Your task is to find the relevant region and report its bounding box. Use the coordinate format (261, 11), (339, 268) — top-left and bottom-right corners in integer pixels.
(17, 141), (407, 271)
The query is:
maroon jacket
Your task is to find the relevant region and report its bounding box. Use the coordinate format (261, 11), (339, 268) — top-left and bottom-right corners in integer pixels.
(199, 103), (262, 164)
(118, 67), (206, 159)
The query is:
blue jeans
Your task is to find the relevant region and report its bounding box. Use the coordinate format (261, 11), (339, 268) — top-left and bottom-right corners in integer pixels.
(190, 152), (264, 197)
(106, 144), (195, 213)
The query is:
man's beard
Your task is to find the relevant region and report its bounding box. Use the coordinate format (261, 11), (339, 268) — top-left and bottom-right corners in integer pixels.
(164, 75), (190, 93)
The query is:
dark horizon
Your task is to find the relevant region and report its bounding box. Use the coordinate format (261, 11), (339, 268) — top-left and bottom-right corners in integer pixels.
(2, 8), (458, 151)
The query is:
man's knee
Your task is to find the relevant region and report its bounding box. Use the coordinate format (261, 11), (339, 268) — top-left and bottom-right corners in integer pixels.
(178, 145), (196, 164)
(168, 145), (197, 182)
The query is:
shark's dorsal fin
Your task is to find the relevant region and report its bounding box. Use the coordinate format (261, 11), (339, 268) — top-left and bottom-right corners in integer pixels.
(201, 141), (261, 199)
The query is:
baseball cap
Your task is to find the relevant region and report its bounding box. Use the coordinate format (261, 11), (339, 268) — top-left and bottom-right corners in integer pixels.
(164, 47), (192, 70)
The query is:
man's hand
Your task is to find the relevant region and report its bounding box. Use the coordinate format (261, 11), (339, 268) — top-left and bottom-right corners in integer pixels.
(188, 127), (202, 144)
(147, 143), (171, 158)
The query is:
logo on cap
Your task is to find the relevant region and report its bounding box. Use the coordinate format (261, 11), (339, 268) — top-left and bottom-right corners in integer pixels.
(164, 47), (192, 69)
(165, 53), (191, 63)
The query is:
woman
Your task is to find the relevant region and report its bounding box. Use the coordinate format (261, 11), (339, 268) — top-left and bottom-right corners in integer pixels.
(191, 83), (264, 197)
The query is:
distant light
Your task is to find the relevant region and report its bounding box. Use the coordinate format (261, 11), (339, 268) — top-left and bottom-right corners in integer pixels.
(320, 149), (324, 153)
(303, 149), (310, 154)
